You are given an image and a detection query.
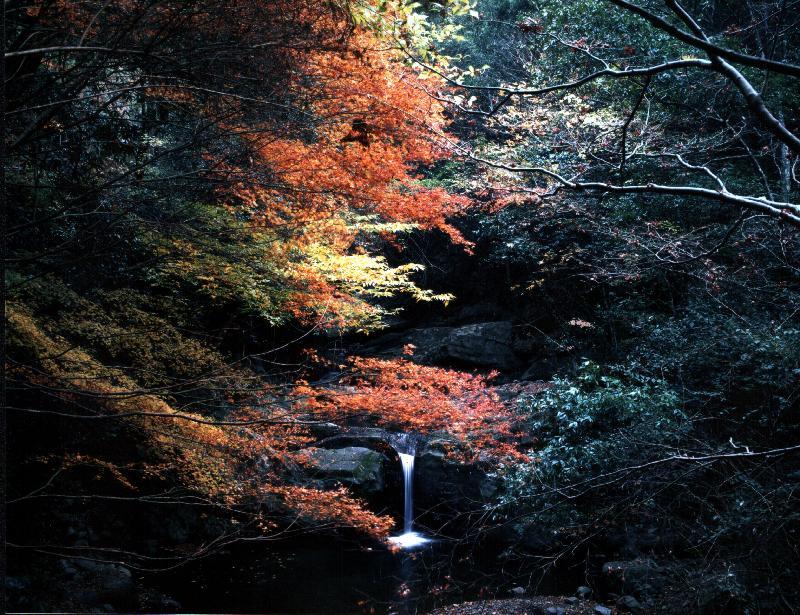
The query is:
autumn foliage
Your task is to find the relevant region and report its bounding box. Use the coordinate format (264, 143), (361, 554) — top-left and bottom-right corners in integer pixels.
(297, 356), (526, 462)
(5, 0), (485, 547)
(221, 18), (472, 328)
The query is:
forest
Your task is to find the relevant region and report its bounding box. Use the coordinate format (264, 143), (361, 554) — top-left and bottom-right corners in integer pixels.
(3, 0), (799, 613)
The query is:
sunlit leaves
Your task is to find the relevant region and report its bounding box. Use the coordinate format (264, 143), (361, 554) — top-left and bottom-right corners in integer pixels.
(296, 356), (526, 461)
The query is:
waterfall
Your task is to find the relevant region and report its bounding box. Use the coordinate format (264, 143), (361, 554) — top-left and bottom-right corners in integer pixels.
(399, 453), (415, 534)
(388, 436), (429, 549)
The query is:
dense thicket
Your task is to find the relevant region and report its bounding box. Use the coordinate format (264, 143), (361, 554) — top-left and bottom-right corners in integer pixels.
(4, 0), (800, 612)
(413, 0), (800, 608)
(4, 2), (482, 606)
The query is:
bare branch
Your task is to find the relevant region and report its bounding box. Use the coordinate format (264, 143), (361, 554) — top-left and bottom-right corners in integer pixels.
(605, 0), (800, 77)
(468, 152), (800, 226)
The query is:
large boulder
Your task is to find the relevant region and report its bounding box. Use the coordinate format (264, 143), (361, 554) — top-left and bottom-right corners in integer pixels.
(70, 559), (136, 609)
(316, 427), (398, 452)
(443, 321), (518, 369)
(360, 321), (520, 370)
(299, 446), (387, 494)
(485, 517), (565, 553)
(414, 440), (499, 523)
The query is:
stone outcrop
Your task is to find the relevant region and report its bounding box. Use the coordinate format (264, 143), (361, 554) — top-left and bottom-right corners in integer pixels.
(414, 438), (500, 520)
(440, 321), (518, 369)
(360, 321), (520, 370)
(299, 446), (387, 494)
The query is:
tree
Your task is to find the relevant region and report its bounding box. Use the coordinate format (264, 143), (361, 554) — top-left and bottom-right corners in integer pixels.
(401, 3), (800, 606)
(3, 0), (479, 579)
(426, 0), (800, 224)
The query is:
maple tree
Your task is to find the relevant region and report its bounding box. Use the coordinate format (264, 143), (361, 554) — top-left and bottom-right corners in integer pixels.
(6, 0), (800, 611)
(295, 354), (526, 461)
(4, 0), (488, 566)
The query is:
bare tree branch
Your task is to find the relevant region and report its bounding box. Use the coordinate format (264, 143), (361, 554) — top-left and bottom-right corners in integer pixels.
(606, 0), (800, 77)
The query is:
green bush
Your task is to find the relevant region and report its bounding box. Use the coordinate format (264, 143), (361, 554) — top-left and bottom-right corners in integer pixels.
(498, 361), (688, 517)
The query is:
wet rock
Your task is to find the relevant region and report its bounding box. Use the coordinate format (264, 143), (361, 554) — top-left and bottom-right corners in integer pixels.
(299, 446), (387, 494)
(594, 606), (612, 615)
(415, 446), (499, 515)
(617, 595), (642, 612)
(306, 421), (342, 439)
(576, 586), (593, 599)
(546, 607), (565, 615)
(564, 597), (578, 605)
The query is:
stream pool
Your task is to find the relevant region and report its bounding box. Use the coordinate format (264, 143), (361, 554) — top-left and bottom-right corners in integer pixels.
(150, 532), (574, 614)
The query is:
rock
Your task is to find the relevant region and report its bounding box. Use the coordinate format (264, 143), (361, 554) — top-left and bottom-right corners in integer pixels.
(415, 447), (499, 515)
(617, 595), (643, 612)
(692, 570), (747, 613)
(521, 523), (562, 552)
(299, 446), (386, 494)
(594, 606), (612, 615)
(602, 559), (667, 600)
(442, 321), (518, 368)
(576, 585), (593, 599)
(165, 515), (190, 543)
(545, 607), (565, 615)
(453, 303), (506, 323)
(77, 590), (101, 606)
(5, 576), (32, 592)
(317, 428), (399, 455)
(139, 589), (183, 612)
(600, 524), (680, 558)
(484, 516), (562, 553)
(365, 321), (519, 369)
(306, 421), (342, 439)
(564, 597), (578, 605)
(521, 356), (577, 381)
(159, 597), (183, 611)
(509, 586), (526, 595)
(57, 559), (79, 577)
(71, 560), (135, 607)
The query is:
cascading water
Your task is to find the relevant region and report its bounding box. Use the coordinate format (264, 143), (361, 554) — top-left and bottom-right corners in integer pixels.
(399, 453), (415, 534)
(388, 437), (430, 549)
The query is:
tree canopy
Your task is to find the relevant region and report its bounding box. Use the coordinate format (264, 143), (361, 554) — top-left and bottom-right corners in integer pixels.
(4, 0), (799, 612)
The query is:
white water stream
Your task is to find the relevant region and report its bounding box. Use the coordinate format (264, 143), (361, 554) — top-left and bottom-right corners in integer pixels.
(388, 442), (430, 549)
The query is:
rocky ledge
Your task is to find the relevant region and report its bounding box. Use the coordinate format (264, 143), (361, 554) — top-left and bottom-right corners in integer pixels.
(427, 596), (617, 615)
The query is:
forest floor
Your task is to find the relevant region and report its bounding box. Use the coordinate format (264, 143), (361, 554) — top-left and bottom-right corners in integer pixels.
(427, 596), (618, 614)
